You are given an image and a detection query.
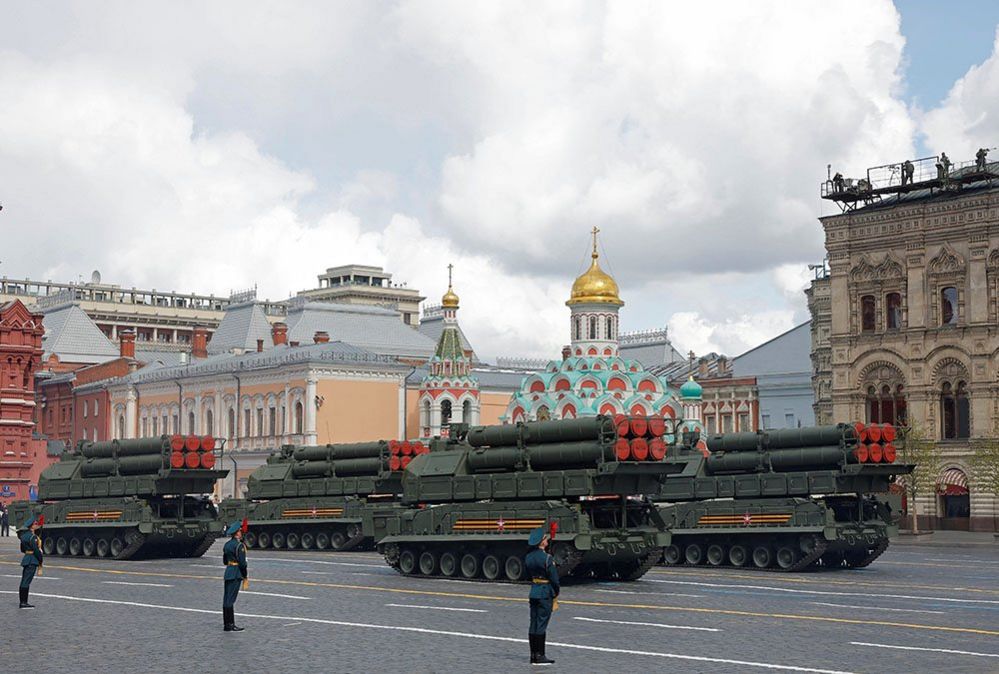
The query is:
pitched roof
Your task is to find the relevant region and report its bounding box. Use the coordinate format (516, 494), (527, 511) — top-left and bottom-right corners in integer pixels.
(40, 304), (119, 364)
(207, 302), (274, 355)
(285, 302), (436, 359)
(418, 314), (476, 360)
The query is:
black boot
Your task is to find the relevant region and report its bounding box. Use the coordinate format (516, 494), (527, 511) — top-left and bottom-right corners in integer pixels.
(534, 633), (554, 666)
(230, 607), (245, 632)
(19, 587), (34, 609)
(529, 634), (538, 664)
(223, 606), (233, 631)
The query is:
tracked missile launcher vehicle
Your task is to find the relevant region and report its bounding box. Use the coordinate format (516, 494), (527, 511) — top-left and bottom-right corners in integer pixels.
(218, 439), (412, 551)
(376, 416), (674, 583)
(655, 422), (913, 571)
(10, 435), (228, 560)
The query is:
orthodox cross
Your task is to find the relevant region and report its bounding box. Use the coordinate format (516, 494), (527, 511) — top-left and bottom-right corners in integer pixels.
(591, 226), (600, 258)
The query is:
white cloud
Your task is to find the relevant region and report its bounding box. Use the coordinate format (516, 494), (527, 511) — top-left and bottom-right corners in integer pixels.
(0, 1), (920, 362)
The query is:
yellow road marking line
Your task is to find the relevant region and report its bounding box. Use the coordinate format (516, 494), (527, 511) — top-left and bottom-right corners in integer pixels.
(3, 559), (996, 638)
(649, 568), (999, 595)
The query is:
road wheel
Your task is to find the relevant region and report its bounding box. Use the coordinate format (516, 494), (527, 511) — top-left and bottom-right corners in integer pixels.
(286, 532), (300, 550)
(315, 532), (330, 550)
(440, 551), (458, 577)
(300, 532), (315, 550)
(243, 531), (257, 549)
(776, 546), (798, 570)
(752, 546), (773, 568)
(550, 542), (574, 568)
(684, 543), (704, 565)
(347, 524), (361, 540)
(728, 544), (748, 567)
(82, 537), (96, 557)
(109, 537), (125, 557)
(460, 553), (480, 578)
(42, 537), (56, 555)
(664, 544), (683, 565)
(799, 534), (818, 555)
(271, 532), (286, 549)
(706, 544), (726, 566)
(482, 554), (502, 580)
(56, 537), (68, 556)
(96, 538), (111, 558)
(69, 537), (82, 556)
(330, 531), (348, 550)
(257, 531), (271, 549)
(399, 548), (417, 575)
(504, 555), (525, 581)
(419, 551), (438, 575)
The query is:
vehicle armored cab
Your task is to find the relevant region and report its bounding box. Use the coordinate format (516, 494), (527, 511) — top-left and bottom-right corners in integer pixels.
(375, 416), (674, 583)
(656, 422), (913, 571)
(218, 439), (409, 551)
(10, 435), (227, 559)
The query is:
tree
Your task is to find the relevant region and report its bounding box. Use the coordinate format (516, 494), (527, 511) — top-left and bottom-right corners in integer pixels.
(970, 423), (999, 534)
(897, 424), (941, 533)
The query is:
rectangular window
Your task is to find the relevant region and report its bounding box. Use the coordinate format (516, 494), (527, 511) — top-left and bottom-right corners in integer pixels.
(722, 415), (733, 433)
(785, 413), (795, 428)
(94, 402), (99, 417)
(885, 292), (902, 330)
(243, 409), (251, 438)
(738, 412), (750, 431)
(861, 295), (876, 332)
(269, 407), (276, 436)
(256, 409), (264, 437)
(705, 415), (717, 435)
(761, 414), (771, 429)
(83, 401), (88, 418)
(941, 286), (958, 325)
(173, 414), (179, 433)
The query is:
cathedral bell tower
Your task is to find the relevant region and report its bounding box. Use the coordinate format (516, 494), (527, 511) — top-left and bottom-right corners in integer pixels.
(566, 227), (623, 358)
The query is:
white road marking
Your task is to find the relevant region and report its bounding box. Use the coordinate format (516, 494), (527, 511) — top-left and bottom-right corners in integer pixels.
(647, 579), (999, 605)
(102, 581), (174, 588)
(812, 602), (944, 615)
(0, 590), (855, 673)
(291, 562), (386, 569)
(283, 622), (301, 627)
(386, 603), (487, 613)
(595, 589), (702, 598)
(249, 556), (385, 568)
(851, 641), (999, 659)
(240, 591), (310, 600)
(575, 617), (719, 632)
(1, 573), (59, 580)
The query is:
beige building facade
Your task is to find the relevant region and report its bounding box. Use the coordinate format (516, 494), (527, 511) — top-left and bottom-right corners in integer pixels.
(811, 178), (999, 531)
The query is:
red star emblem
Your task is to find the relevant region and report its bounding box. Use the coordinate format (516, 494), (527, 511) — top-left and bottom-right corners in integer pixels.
(311, 506), (318, 517)
(93, 510), (99, 521)
(742, 512), (752, 526)
(496, 518), (506, 531)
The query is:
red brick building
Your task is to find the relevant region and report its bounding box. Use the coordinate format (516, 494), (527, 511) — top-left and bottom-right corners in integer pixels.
(0, 300), (48, 504)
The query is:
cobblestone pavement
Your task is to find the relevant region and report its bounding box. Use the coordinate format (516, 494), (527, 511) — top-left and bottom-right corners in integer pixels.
(1, 535), (997, 673)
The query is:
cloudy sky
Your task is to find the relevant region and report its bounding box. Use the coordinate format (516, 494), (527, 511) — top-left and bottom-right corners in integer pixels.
(2, 1), (999, 361)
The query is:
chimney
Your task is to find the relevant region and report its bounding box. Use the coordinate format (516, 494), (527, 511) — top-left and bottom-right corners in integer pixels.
(698, 358), (710, 378)
(313, 331), (330, 344)
(256, 338), (264, 353)
(119, 330), (136, 359)
(561, 345), (571, 361)
(271, 322), (288, 346)
(192, 327), (209, 359)
(717, 356), (729, 375)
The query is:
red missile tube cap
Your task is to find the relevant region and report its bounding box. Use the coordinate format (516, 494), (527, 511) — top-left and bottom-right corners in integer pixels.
(170, 435), (186, 452)
(869, 443), (884, 463)
(613, 414), (630, 438)
(881, 424), (896, 443)
(200, 435), (216, 452)
(185, 435), (200, 452)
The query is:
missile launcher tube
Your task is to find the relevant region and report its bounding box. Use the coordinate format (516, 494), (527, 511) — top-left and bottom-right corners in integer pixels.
(80, 454), (166, 477)
(80, 436), (173, 458)
(465, 441), (617, 472)
(466, 416), (615, 448)
(291, 441), (387, 462)
(704, 445), (856, 474)
(290, 457), (386, 478)
(706, 423), (858, 453)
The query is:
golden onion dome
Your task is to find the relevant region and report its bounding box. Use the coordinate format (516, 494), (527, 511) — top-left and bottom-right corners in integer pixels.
(441, 263), (460, 308)
(566, 228), (623, 307)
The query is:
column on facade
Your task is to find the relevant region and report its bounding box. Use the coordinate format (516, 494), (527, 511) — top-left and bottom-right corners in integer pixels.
(214, 390), (223, 438)
(194, 393), (202, 435)
(125, 387), (137, 439)
(429, 403), (441, 437)
(305, 374), (318, 445)
(283, 383), (291, 443)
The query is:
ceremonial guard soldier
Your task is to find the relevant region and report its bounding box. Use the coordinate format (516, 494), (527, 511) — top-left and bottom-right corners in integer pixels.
(18, 514), (44, 609)
(222, 517), (248, 632)
(525, 526), (559, 665)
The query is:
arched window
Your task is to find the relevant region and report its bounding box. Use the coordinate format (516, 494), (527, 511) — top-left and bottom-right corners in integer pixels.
(422, 399), (431, 431)
(244, 409), (251, 437)
(462, 399), (472, 423)
(588, 316), (597, 340)
(536, 405), (550, 421)
(866, 384), (907, 426)
(117, 415), (125, 439)
(152, 416), (158, 435)
(573, 317), (581, 341)
(860, 295), (876, 332)
(441, 400), (452, 427)
(606, 317), (614, 340)
(228, 409), (236, 439)
(940, 381), (970, 439)
(885, 293), (902, 330)
(294, 402), (304, 434)
(161, 414), (168, 435)
(941, 286), (959, 325)
(188, 411), (196, 435)
(206, 409), (214, 437)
